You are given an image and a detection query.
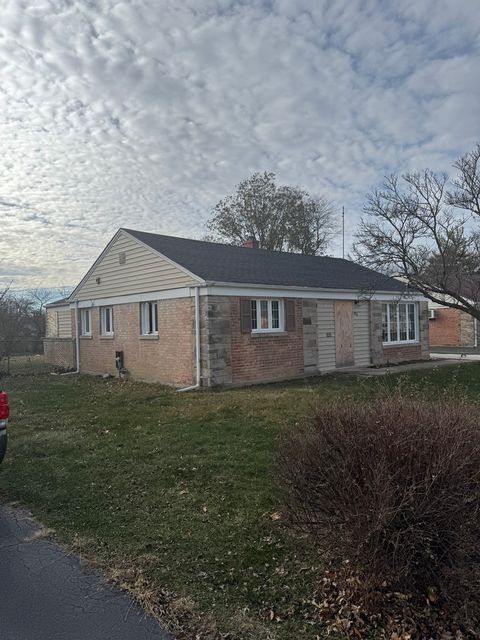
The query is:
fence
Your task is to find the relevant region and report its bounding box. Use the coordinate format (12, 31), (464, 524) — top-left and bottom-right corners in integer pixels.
(0, 338), (53, 376)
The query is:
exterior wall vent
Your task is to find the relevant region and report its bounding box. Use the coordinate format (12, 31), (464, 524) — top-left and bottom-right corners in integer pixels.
(119, 251), (126, 265)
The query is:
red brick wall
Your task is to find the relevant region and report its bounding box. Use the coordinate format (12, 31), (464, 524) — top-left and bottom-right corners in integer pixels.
(382, 344), (422, 364)
(230, 298), (304, 385)
(78, 299), (195, 386)
(428, 308), (462, 347)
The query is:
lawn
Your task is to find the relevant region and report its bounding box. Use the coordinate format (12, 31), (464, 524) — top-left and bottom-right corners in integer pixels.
(1, 363), (480, 639)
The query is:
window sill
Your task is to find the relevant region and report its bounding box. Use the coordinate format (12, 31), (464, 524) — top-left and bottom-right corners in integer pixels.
(383, 341), (419, 348)
(140, 334), (159, 340)
(80, 335), (92, 339)
(251, 331), (287, 337)
(100, 335), (114, 340)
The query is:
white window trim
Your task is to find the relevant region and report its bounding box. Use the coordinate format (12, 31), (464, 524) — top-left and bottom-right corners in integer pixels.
(80, 308), (91, 336)
(251, 299), (284, 333)
(100, 306), (114, 336)
(140, 301), (158, 335)
(382, 302), (419, 346)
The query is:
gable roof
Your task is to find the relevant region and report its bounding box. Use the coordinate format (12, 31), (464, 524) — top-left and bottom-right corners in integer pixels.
(45, 297), (70, 308)
(124, 229), (407, 293)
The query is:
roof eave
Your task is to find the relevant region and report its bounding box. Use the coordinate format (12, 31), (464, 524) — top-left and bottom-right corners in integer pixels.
(204, 280), (424, 298)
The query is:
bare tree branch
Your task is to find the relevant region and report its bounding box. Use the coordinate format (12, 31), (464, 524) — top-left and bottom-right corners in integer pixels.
(354, 143), (480, 321)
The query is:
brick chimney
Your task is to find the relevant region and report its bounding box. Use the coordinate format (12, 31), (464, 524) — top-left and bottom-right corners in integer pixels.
(242, 236), (259, 249)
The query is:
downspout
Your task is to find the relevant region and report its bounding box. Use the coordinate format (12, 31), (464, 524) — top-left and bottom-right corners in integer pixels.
(60, 301), (80, 375)
(475, 317), (478, 349)
(177, 286), (201, 392)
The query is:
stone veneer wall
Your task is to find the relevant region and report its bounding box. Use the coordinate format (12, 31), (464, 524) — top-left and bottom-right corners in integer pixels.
(199, 296), (233, 386)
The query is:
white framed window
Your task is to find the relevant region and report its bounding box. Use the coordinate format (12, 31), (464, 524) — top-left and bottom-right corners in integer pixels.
(140, 302), (158, 335)
(80, 308), (91, 336)
(100, 306), (114, 335)
(251, 299), (284, 333)
(382, 302), (418, 344)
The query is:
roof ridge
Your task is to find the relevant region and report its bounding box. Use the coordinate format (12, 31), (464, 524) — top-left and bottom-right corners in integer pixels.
(122, 227), (348, 261)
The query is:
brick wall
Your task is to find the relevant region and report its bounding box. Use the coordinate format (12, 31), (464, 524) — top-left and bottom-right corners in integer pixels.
(382, 344), (422, 363)
(78, 298), (195, 386)
(230, 298), (304, 385)
(370, 301), (430, 365)
(43, 338), (75, 368)
(428, 308), (462, 347)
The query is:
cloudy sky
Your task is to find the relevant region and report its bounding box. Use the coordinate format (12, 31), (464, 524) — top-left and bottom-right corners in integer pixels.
(1, 0), (479, 288)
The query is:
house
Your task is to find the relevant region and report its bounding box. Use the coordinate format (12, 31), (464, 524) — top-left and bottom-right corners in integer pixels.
(44, 229), (430, 387)
(428, 302), (478, 348)
(424, 276), (479, 349)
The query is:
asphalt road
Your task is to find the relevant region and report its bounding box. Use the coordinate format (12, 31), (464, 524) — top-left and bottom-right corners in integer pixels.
(0, 505), (170, 640)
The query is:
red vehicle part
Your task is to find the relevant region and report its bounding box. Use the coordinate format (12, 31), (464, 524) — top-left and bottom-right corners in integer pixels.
(0, 390), (8, 462)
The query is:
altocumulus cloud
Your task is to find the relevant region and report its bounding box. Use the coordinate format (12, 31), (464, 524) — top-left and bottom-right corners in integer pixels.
(0, 0), (479, 287)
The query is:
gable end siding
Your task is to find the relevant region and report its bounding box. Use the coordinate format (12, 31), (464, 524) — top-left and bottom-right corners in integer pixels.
(73, 232), (199, 301)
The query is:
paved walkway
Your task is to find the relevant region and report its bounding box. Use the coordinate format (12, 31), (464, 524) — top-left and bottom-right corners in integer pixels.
(430, 347), (480, 361)
(0, 506), (170, 640)
(338, 356), (477, 377)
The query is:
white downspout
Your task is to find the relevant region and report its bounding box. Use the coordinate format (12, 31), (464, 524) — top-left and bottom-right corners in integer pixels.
(177, 286), (201, 392)
(475, 317), (478, 349)
(60, 301), (80, 375)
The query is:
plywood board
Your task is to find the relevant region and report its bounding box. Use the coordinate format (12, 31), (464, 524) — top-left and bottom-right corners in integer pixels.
(335, 301), (354, 367)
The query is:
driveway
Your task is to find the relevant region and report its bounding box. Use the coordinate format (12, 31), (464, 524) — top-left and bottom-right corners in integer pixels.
(0, 505), (170, 640)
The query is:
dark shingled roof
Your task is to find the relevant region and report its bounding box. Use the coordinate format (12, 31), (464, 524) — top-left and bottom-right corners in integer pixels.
(124, 229), (406, 293)
(45, 297), (70, 307)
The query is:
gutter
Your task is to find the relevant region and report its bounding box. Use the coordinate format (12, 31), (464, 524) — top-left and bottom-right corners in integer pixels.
(177, 286), (201, 392)
(61, 300), (80, 375)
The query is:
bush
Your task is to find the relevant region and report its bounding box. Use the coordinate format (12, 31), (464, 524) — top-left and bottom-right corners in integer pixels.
(277, 392), (480, 590)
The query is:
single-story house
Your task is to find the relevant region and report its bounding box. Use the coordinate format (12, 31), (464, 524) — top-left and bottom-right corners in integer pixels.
(44, 229), (429, 387)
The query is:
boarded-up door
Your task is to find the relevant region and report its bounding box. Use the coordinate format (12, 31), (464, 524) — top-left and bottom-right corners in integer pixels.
(335, 301), (354, 367)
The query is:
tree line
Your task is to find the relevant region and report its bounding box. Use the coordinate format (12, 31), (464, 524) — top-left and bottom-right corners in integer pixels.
(0, 287), (69, 373)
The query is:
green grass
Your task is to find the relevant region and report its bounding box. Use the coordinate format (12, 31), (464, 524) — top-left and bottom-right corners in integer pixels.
(1, 363), (480, 638)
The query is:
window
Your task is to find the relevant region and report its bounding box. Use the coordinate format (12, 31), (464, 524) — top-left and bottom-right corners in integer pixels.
(382, 302), (418, 344)
(140, 302), (158, 335)
(100, 306), (114, 335)
(80, 309), (91, 336)
(250, 299), (284, 332)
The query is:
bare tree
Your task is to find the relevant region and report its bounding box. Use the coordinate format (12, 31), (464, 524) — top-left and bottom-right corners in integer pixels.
(353, 144), (480, 320)
(0, 294), (34, 373)
(207, 171), (336, 255)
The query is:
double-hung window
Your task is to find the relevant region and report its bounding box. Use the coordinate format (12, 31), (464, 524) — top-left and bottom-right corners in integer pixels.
(382, 302), (418, 344)
(80, 308), (91, 336)
(251, 299), (284, 333)
(140, 302), (158, 335)
(100, 306), (114, 335)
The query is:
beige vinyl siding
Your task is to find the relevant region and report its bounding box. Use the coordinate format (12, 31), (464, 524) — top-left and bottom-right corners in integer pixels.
(73, 232), (199, 301)
(58, 306), (72, 337)
(353, 301), (371, 366)
(317, 300), (337, 372)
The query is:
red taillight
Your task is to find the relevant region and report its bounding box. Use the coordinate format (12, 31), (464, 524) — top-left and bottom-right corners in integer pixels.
(0, 391), (9, 420)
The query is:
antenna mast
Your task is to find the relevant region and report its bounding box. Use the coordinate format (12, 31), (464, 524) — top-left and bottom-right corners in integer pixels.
(342, 206), (345, 259)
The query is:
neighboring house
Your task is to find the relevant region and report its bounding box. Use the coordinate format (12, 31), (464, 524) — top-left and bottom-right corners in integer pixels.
(44, 229), (429, 387)
(428, 301), (478, 348)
